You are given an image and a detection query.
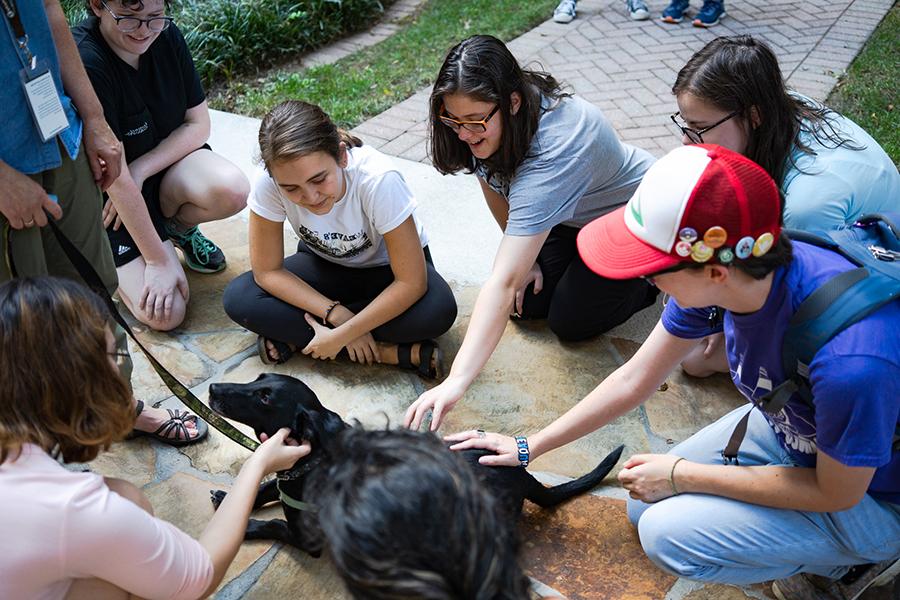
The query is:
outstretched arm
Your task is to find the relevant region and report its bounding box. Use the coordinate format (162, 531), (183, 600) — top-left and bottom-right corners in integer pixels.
(405, 230), (549, 430)
(446, 321), (698, 464)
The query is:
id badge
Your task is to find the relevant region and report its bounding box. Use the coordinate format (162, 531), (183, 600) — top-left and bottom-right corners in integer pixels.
(19, 60), (70, 143)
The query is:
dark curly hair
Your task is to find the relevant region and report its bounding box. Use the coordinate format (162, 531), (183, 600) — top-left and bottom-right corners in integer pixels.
(313, 428), (532, 600)
(0, 277), (134, 464)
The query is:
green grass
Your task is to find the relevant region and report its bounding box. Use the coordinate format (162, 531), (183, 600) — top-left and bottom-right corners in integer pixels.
(61, 0), (389, 86)
(827, 5), (899, 165)
(216, 0), (561, 128)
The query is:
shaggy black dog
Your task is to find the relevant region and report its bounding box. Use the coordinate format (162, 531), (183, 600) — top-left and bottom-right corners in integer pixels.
(318, 427), (534, 600)
(208, 373), (624, 557)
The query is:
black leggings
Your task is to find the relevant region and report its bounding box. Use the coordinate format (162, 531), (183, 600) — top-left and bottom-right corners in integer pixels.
(519, 224), (658, 341)
(223, 244), (458, 349)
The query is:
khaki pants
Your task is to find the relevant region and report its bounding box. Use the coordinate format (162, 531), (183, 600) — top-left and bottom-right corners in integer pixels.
(0, 143), (133, 384)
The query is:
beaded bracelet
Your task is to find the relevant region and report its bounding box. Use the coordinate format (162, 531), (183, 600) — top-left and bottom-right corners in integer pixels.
(322, 301), (340, 326)
(514, 436), (530, 468)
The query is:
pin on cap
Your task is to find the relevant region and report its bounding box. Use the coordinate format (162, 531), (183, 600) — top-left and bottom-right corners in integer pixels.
(703, 226), (728, 249)
(678, 227), (698, 243)
(735, 236), (754, 260)
(717, 247), (735, 264)
(752, 232), (774, 257)
(691, 241), (714, 263)
(675, 241), (692, 257)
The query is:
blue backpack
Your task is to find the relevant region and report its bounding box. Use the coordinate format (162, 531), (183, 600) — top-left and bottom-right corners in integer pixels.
(724, 212), (900, 463)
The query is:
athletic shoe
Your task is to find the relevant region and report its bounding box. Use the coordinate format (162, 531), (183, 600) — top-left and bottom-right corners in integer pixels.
(165, 221), (226, 274)
(627, 0), (651, 20)
(692, 0), (725, 26)
(772, 558), (900, 600)
(553, 0), (577, 23)
(661, 0), (690, 22)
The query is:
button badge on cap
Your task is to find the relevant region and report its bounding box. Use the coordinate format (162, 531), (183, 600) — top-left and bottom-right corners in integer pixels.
(703, 226), (728, 249)
(691, 241), (714, 263)
(735, 236), (754, 259)
(717, 247), (735, 264)
(675, 240), (692, 257)
(678, 227), (698, 243)
(752, 232), (775, 257)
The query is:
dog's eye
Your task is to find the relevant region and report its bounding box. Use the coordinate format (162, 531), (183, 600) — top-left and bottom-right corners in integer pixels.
(259, 390), (271, 405)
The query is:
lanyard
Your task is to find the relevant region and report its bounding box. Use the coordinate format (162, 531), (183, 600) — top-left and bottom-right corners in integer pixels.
(1, 0), (35, 68)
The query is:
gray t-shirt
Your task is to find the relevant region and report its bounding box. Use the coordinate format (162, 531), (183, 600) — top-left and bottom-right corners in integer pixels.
(477, 95), (655, 236)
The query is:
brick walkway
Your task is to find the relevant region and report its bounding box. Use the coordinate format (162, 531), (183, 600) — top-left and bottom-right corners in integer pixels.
(351, 0), (894, 160)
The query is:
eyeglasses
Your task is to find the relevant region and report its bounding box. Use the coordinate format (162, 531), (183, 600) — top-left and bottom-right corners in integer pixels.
(108, 350), (130, 361)
(641, 263), (692, 286)
(670, 110), (740, 144)
(439, 105), (500, 133)
(100, 0), (173, 33)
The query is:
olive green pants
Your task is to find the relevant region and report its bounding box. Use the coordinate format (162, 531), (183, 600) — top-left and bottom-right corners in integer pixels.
(1, 144), (133, 384)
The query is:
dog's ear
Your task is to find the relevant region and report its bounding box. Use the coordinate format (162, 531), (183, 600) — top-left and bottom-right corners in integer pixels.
(292, 404), (345, 450)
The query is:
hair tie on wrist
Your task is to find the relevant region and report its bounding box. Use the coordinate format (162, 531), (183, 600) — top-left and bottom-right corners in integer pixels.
(515, 436), (529, 468)
(669, 456), (685, 496)
(323, 301), (340, 326)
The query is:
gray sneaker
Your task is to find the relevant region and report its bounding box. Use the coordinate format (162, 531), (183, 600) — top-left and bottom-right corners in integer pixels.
(627, 0), (650, 19)
(553, 0), (577, 23)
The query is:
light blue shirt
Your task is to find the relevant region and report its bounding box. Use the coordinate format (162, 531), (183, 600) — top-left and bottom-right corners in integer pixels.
(782, 104), (898, 233)
(1, 2), (81, 175)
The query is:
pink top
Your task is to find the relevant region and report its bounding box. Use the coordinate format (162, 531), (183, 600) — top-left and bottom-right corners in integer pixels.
(0, 445), (214, 600)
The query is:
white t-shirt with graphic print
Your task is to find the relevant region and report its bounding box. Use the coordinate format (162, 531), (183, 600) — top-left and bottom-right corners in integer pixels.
(249, 144), (429, 268)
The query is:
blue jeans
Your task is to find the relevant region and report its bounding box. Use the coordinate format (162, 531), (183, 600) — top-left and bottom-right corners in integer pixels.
(626, 406), (900, 585)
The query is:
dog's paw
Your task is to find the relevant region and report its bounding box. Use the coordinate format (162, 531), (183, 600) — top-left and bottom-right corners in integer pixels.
(210, 489), (227, 510)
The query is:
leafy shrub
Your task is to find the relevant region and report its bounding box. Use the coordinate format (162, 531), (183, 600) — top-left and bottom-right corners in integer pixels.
(61, 0), (389, 85)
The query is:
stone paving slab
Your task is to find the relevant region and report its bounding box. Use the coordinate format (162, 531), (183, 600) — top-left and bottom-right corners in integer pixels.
(80, 1), (900, 596)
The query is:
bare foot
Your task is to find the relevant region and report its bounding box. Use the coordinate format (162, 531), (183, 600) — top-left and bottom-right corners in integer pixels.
(264, 339), (297, 363)
(377, 342), (436, 371)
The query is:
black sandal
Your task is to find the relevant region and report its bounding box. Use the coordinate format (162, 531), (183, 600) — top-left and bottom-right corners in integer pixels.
(130, 400), (209, 447)
(257, 335), (295, 365)
(397, 340), (444, 380)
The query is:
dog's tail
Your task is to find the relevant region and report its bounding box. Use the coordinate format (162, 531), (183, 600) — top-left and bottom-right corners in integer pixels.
(525, 444), (624, 507)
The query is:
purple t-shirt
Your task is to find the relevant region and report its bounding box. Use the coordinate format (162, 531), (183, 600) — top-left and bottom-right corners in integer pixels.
(662, 242), (900, 504)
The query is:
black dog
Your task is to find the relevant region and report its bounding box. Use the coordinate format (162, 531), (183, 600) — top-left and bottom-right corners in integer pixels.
(208, 373), (624, 556)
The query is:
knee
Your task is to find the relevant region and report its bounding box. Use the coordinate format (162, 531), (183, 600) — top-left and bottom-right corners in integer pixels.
(636, 503), (712, 580)
(104, 477), (154, 515)
(680, 353), (714, 378)
(135, 297), (187, 332)
(547, 310), (590, 342)
(222, 274), (253, 324)
(215, 172), (249, 216)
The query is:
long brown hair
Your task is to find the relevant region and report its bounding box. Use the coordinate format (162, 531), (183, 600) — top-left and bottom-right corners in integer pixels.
(674, 36), (861, 189)
(0, 277), (134, 464)
(258, 100), (363, 172)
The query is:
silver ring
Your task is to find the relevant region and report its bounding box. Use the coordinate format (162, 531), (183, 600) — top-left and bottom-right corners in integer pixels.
(24, 219), (35, 227)
(476, 429), (486, 439)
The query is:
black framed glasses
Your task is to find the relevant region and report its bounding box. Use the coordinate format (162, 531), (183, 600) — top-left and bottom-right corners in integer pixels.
(439, 105), (500, 133)
(108, 350), (130, 361)
(100, 0), (173, 33)
(670, 110), (740, 144)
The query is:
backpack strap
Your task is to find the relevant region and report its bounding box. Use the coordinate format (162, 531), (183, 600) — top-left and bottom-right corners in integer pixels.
(725, 224), (900, 463)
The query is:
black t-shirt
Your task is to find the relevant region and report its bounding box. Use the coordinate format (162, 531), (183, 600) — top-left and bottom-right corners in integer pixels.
(73, 17), (205, 164)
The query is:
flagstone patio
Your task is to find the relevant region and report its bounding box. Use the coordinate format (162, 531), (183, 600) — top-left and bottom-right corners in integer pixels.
(79, 0), (898, 597)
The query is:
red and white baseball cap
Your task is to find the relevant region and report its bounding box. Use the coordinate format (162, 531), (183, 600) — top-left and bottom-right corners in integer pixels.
(577, 144), (781, 280)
